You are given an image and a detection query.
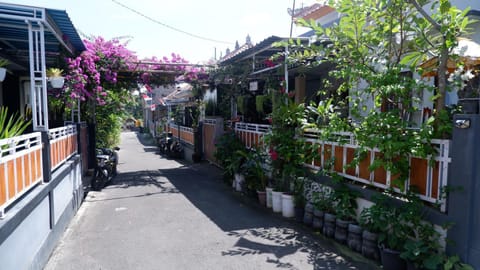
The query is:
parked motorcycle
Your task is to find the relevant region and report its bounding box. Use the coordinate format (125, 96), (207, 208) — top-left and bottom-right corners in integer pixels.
(92, 147), (119, 191)
(158, 132), (173, 155)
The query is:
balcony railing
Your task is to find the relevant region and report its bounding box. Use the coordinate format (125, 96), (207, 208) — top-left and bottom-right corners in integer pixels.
(0, 132), (43, 218)
(49, 125), (77, 171)
(168, 124), (195, 145)
(232, 123), (451, 211)
(302, 129), (451, 211)
(234, 122), (271, 149)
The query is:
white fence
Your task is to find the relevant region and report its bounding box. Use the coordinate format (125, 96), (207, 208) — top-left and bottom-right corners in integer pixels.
(234, 122), (271, 149)
(0, 132), (43, 218)
(301, 129), (451, 211)
(49, 125), (78, 171)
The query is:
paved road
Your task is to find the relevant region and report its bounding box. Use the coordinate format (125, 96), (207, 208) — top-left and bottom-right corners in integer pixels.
(44, 131), (378, 270)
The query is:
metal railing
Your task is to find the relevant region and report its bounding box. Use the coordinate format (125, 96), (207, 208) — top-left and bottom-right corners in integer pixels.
(301, 128), (451, 211)
(49, 125), (77, 171)
(234, 122), (271, 149)
(0, 132), (43, 218)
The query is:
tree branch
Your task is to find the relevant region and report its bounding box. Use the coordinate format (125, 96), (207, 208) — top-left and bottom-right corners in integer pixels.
(408, 0), (442, 32)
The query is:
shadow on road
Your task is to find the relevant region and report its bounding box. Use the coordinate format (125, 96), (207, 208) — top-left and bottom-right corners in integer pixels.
(145, 164), (370, 270)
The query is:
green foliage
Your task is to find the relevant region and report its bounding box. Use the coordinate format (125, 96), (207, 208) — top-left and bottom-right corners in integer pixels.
(238, 147), (268, 191)
(94, 88), (133, 148)
(0, 59), (9, 68)
(46, 68), (63, 77)
(255, 95), (270, 113)
(311, 187), (334, 213)
(214, 132), (247, 179)
(332, 184), (358, 221)
(0, 106), (30, 140)
(264, 93), (315, 191)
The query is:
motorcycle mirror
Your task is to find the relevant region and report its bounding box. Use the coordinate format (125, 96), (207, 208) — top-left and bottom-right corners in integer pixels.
(114, 147), (120, 151)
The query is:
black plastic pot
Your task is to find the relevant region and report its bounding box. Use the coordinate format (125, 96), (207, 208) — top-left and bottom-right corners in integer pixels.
(380, 246), (407, 270)
(362, 230), (380, 261)
(312, 209), (324, 230)
(295, 206), (305, 223)
(347, 223), (363, 253)
(323, 212), (336, 238)
(334, 218), (352, 244)
(303, 202), (314, 226)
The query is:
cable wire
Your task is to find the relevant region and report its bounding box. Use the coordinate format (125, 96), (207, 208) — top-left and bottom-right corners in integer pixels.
(111, 0), (233, 45)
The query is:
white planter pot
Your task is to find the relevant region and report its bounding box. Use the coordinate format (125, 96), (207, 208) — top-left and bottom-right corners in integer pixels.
(234, 173), (244, 192)
(266, 187), (273, 208)
(49, 76), (65, 88)
(272, 191), (283, 213)
(0, 68), (6, 82)
(282, 193), (295, 218)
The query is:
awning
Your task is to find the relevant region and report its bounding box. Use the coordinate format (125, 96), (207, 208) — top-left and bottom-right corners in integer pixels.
(0, 3), (85, 71)
(420, 38), (480, 77)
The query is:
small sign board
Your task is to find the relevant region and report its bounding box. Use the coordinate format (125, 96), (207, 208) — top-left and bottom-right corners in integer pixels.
(249, 81), (258, 91)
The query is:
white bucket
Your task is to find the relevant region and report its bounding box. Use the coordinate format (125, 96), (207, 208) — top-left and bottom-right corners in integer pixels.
(281, 193), (295, 218)
(266, 187), (273, 208)
(272, 191), (283, 213)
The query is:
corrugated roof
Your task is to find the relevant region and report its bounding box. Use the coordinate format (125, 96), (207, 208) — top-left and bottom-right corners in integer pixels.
(0, 3), (85, 70)
(220, 36), (285, 65)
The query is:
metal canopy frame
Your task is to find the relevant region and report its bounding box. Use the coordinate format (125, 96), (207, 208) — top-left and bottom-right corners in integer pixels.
(0, 3), (85, 131)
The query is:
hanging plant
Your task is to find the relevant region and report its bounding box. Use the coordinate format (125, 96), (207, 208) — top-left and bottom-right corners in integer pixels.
(237, 95), (245, 114)
(255, 95), (269, 113)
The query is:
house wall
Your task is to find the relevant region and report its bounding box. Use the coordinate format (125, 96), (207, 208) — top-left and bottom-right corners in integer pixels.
(0, 155), (83, 270)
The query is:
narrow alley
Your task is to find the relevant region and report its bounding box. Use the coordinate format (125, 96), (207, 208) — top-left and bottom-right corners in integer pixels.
(44, 131), (377, 270)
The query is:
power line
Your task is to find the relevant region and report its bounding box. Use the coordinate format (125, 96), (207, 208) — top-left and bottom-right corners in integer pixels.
(111, 0), (233, 45)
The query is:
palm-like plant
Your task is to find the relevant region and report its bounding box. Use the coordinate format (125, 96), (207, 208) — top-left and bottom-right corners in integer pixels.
(0, 106), (30, 140)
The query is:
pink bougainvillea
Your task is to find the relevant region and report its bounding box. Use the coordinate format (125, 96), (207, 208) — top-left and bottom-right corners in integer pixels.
(63, 36), (207, 104)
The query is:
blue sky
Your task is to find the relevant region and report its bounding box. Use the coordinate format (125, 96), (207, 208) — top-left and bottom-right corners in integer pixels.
(5, 0), (316, 63)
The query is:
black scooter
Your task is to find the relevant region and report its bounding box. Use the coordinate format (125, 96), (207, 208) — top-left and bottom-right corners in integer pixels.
(92, 147), (119, 191)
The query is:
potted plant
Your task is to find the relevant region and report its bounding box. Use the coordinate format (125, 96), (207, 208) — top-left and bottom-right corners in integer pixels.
(46, 67), (65, 88)
(214, 131), (247, 186)
(332, 183), (358, 245)
(311, 187), (333, 231)
(240, 147), (268, 205)
(0, 59), (8, 82)
(293, 177), (306, 222)
(399, 192), (443, 270)
(371, 192), (409, 270)
(359, 195), (385, 261)
(0, 106), (31, 140)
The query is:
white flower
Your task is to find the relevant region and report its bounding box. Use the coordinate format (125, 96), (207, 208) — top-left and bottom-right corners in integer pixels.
(461, 69), (475, 81)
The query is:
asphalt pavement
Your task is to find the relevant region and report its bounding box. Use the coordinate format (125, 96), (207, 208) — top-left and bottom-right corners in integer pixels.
(43, 131), (379, 270)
